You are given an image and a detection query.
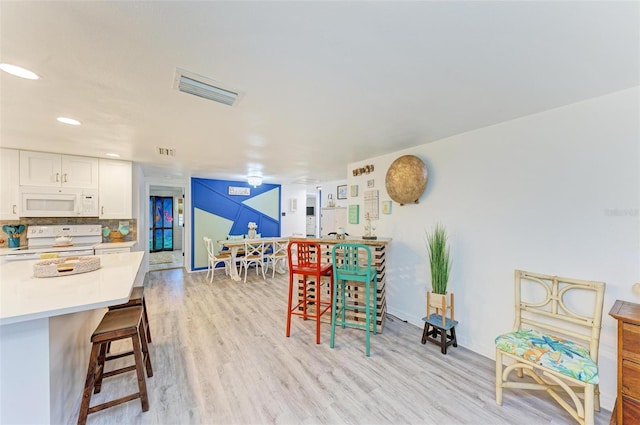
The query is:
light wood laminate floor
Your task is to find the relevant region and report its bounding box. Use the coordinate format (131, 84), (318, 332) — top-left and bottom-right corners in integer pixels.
(80, 268), (612, 425)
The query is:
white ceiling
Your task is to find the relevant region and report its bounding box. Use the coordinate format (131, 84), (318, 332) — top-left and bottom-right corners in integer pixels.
(1, 1), (638, 185)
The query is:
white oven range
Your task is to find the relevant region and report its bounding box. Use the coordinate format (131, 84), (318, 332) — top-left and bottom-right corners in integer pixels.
(3, 224), (102, 262)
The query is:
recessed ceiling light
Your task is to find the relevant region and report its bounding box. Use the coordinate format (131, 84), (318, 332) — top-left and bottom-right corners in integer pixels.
(57, 117), (81, 126)
(0, 63), (39, 80)
(105, 153), (121, 158)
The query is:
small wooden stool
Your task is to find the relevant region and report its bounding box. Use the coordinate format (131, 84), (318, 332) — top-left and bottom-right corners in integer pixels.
(109, 286), (152, 343)
(77, 306), (153, 425)
(420, 292), (457, 354)
(421, 313), (458, 354)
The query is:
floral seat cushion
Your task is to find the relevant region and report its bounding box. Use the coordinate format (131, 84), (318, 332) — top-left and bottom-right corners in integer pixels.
(495, 329), (598, 384)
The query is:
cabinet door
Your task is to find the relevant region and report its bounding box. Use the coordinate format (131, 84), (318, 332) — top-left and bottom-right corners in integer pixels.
(0, 148), (20, 219)
(99, 159), (132, 219)
(19, 151), (61, 187)
(61, 155), (98, 188)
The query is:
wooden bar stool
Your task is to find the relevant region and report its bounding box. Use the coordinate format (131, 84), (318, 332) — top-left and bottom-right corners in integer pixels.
(286, 241), (334, 344)
(109, 286), (152, 343)
(77, 306), (153, 425)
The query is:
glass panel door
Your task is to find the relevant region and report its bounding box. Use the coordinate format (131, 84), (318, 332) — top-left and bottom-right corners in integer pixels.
(150, 196), (174, 252)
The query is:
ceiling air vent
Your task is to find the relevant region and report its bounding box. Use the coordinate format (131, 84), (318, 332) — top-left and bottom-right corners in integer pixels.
(173, 68), (242, 106)
(156, 147), (176, 157)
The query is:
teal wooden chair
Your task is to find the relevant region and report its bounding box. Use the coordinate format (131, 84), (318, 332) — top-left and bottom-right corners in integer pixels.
(330, 243), (377, 356)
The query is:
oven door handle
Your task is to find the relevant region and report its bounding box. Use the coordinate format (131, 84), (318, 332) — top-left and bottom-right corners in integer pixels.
(57, 250), (95, 258)
(5, 253), (41, 261)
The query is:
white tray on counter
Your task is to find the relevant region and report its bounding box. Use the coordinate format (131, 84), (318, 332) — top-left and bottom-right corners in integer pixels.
(33, 256), (101, 278)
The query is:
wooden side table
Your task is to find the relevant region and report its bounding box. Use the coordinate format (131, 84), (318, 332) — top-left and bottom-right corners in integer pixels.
(609, 300), (640, 425)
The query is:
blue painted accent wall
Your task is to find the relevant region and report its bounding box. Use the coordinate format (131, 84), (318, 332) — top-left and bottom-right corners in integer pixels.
(191, 178), (281, 270)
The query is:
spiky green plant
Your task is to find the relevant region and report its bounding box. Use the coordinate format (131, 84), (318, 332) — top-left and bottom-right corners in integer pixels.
(426, 224), (451, 295)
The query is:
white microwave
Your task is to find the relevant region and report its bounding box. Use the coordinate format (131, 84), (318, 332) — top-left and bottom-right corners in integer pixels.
(19, 187), (99, 217)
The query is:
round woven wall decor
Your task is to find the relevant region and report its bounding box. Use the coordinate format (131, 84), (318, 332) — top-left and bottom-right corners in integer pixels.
(385, 155), (428, 205)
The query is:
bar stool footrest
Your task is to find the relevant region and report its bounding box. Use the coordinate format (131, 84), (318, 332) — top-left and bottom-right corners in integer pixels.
(87, 392), (148, 415)
(102, 364), (137, 379)
(106, 350), (134, 361)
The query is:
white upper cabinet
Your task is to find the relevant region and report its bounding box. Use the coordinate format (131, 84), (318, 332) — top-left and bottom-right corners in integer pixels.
(0, 148), (20, 219)
(20, 151), (98, 189)
(99, 159), (132, 219)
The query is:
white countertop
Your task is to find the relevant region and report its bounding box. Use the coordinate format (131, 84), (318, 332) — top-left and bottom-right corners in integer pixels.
(0, 246), (27, 256)
(0, 251), (144, 325)
(93, 241), (137, 249)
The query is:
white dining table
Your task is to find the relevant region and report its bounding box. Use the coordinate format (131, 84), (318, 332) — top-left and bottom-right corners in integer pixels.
(219, 237), (289, 281)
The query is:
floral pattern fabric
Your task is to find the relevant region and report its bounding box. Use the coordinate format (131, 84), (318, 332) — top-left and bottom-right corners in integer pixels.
(495, 329), (598, 384)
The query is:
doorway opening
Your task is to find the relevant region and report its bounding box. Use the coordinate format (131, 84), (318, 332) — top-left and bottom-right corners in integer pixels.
(148, 186), (185, 271)
(150, 196), (174, 252)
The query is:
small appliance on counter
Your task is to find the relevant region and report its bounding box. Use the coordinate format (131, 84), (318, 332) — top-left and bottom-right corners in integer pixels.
(2, 224), (25, 248)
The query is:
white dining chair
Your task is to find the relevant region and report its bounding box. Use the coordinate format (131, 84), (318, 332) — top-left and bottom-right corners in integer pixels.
(203, 236), (232, 282)
(240, 240), (266, 282)
(264, 239), (288, 278)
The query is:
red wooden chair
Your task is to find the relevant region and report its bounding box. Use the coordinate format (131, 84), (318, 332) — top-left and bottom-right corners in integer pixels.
(285, 241), (333, 344)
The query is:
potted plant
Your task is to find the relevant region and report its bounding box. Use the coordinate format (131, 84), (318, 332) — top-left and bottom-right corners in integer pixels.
(425, 223), (454, 325)
(426, 223), (451, 295)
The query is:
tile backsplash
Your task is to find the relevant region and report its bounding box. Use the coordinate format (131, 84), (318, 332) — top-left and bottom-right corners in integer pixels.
(0, 217), (137, 248)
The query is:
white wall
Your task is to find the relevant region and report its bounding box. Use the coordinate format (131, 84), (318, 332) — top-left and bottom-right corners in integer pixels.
(132, 164), (148, 275)
(317, 179), (350, 209)
(280, 184), (308, 237)
(346, 86), (640, 410)
(280, 182), (350, 237)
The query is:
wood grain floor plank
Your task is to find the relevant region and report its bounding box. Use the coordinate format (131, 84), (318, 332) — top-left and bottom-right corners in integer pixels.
(76, 267), (611, 425)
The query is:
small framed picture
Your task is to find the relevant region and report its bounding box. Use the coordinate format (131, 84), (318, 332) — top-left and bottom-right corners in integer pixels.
(350, 185), (359, 197)
(337, 185), (348, 199)
(367, 179), (375, 188)
(348, 204), (359, 224)
(382, 201), (392, 215)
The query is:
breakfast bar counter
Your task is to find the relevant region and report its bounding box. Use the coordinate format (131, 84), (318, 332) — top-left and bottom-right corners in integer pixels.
(289, 236), (390, 332)
(0, 251), (144, 424)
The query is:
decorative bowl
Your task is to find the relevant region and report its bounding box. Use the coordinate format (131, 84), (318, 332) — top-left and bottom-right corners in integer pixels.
(109, 231), (124, 240)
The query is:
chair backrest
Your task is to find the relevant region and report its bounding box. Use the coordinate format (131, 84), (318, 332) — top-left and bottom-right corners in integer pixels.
(332, 243), (372, 276)
(287, 241), (323, 271)
(203, 236), (214, 257)
(269, 239), (288, 257)
(244, 240), (265, 259)
(513, 270), (606, 362)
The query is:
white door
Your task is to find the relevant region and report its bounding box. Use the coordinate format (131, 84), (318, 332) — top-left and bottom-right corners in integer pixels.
(321, 207), (347, 236)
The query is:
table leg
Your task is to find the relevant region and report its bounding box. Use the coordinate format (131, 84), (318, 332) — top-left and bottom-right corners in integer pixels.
(228, 246), (241, 281)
